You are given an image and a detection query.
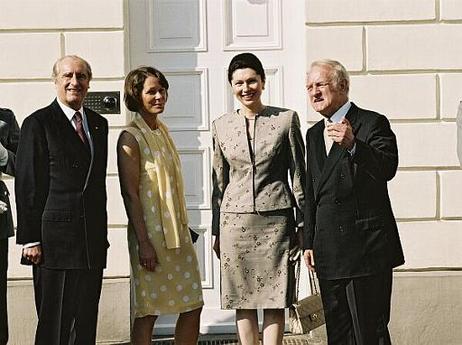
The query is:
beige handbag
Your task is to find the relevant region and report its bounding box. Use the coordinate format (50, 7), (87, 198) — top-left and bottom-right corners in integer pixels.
(289, 262), (325, 334)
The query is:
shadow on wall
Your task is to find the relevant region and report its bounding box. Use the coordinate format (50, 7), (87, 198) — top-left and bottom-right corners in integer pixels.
(457, 101), (462, 167)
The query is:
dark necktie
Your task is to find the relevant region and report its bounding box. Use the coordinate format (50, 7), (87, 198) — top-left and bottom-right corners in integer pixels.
(73, 111), (89, 147)
(323, 118), (333, 155)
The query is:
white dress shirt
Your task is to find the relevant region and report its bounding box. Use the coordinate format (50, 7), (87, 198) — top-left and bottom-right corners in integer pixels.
(326, 101), (356, 155)
(57, 98), (93, 154)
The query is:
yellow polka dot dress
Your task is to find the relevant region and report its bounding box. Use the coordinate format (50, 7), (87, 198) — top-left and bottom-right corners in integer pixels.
(125, 126), (203, 317)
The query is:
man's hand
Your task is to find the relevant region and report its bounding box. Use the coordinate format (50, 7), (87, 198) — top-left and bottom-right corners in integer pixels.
(23, 245), (42, 265)
(327, 118), (355, 150)
(138, 240), (158, 272)
(213, 237), (220, 259)
(303, 249), (315, 272)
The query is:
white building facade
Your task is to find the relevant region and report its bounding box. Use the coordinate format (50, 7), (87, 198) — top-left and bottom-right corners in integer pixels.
(1, 1), (461, 344)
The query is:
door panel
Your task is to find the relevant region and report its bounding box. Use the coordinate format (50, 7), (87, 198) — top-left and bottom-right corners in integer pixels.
(128, 0), (306, 334)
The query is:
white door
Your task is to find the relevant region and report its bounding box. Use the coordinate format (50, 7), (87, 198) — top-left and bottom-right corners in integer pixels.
(128, 0), (307, 335)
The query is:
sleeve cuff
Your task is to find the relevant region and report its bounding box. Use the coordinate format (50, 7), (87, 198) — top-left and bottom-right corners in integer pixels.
(23, 242), (41, 248)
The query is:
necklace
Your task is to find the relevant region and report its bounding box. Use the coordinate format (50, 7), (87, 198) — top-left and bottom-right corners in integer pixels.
(240, 105), (265, 119)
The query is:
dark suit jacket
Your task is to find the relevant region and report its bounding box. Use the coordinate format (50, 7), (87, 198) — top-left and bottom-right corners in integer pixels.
(0, 108), (20, 240)
(15, 99), (109, 269)
(304, 103), (404, 280)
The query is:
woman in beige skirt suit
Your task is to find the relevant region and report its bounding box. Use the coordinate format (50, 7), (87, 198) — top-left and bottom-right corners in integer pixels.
(212, 53), (306, 345)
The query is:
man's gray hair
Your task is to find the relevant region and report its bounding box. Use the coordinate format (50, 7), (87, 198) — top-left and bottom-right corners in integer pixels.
(52, 55), (93, 81)
(310, 59), (349, 94)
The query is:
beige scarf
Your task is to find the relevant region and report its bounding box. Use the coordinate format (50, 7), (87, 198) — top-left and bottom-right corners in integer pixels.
(129, 114), (188, 249)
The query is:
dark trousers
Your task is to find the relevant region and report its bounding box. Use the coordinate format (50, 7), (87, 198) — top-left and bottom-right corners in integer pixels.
(33, 266), (103, 345)
(319, 270), (393, 345)
(0, 240), (8, 345)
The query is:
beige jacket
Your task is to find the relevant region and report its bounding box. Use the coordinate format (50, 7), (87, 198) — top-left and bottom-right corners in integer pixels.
(211, 106), (305, 235)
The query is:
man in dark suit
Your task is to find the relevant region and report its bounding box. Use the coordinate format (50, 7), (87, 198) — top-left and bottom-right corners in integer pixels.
(15, 55), (109, 345)
(0, 108), (19, 345)
(303, 59), (404, 345)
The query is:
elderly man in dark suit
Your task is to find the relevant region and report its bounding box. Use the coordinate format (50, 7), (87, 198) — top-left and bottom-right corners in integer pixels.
(15, 55), (109, 345)
(303, 59), (404, 345)
(0, 108), (19, 345)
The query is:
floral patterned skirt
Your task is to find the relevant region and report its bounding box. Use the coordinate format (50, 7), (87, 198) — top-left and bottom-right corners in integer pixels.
(219, 209), (297, 309)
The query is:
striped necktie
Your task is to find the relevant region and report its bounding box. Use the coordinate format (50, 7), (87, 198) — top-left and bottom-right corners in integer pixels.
(73, 111), (89, 147)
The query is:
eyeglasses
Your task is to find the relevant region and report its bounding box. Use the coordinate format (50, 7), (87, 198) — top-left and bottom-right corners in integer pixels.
(306, 81), (331, 93)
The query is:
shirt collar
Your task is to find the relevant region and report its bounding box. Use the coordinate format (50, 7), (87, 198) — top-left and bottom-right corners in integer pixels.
(56, 98), (84, 122)
(326, 100), (351, 124)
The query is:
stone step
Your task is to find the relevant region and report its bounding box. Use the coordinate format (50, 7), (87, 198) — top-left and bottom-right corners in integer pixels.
(112, 328), (327, 345)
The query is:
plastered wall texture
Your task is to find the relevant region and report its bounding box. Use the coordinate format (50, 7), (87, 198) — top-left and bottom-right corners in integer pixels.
(1, 0), (461, 343)
(306, 1), (462, 344)
(0, 1), (129, 343)
(306, 0), (462, 269)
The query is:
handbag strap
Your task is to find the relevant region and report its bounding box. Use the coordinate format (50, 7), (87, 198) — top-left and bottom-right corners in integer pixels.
(294, 254), (319, 299)
(308, 268), (319, 295)
(294, 254), (301, 300)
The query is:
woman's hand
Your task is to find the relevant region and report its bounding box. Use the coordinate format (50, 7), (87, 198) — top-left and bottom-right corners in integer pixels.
(138, 240), (158, 271)
(213, 237), (220, 259)
(303, 249), (315, 272)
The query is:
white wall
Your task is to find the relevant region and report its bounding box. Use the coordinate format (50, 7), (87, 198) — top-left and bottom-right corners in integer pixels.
(305, 1), (462, 343)
(305, 0), (462, 270)
(0, 0), (130, 343)
(1, 0), (461, 343)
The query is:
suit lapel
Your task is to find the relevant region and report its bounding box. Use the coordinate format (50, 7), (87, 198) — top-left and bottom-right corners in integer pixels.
(83, 107), (107, 190)
(51, 100), (91, 155)
(85, 107), (100, 154)
(315, 142), (345, 198)
(233, 111), (253, 164)
(345, 103), (361, 137)
(314, 104), (360, 199)
(312, 122), (326, 174)
(307, 122), (325, 197)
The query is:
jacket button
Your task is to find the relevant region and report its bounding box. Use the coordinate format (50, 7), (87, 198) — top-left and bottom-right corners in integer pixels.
(340, 173), (345, 179)
(339, 226), (343, 232)
(335, 199), (340, 205)
(72, 161), (79, 168)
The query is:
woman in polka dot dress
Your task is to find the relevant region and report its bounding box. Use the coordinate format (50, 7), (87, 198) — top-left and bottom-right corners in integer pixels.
(117, 66), (203, 345)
